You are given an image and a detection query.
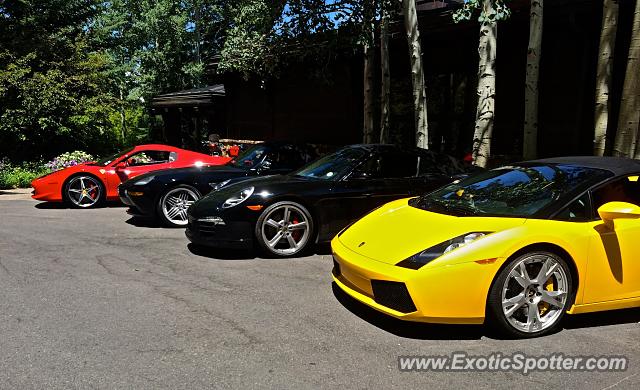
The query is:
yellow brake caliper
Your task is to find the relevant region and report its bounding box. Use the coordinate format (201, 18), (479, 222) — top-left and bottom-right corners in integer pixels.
(539, 278), (555, 316)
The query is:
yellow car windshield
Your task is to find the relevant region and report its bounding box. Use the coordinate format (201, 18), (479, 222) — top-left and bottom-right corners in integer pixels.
(412, 164), (612, 218)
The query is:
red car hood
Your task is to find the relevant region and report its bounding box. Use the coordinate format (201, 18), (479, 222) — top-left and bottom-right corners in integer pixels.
(34, 162), (102, 182)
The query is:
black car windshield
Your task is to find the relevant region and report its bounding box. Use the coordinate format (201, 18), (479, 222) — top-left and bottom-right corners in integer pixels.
(229, 144), (270, 169)
(95, 148), (134, 166)
(412, 164), (612, 218)
(293, 147), (368, 180)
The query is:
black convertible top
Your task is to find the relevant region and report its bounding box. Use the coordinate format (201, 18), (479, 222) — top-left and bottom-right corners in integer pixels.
(527, 156), (640, 176)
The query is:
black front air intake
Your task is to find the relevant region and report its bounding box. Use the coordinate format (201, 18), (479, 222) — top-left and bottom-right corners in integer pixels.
(192, 221), (218, 236)
(371, 280), (417, 313)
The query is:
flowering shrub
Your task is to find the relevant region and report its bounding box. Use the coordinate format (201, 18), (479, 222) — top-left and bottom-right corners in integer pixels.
(1, 150), (95, 189)
(45, 151), (94, 171)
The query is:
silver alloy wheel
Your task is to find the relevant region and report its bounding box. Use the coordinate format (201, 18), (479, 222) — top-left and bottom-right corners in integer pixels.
(161, 187), (200, 226)
(67, 176), (102, 208)
(501, 254), (569, 333)
(260, 204), (311, 256)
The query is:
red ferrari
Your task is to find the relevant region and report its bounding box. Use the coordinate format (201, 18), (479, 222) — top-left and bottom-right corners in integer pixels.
(32, 144), (230, 208)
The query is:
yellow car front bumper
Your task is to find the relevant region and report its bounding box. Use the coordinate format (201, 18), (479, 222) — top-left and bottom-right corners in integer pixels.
(331, 236), (504, 325)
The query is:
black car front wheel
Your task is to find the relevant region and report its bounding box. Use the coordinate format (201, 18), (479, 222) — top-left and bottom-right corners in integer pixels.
(487, 251), (573, 338)
(255, 201), (314, 257)
(157, 185), (201, 227)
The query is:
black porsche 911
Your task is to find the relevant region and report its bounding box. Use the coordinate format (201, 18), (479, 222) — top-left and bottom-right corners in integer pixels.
(118, 141), (319, 227)
(185, 144), (474, 257)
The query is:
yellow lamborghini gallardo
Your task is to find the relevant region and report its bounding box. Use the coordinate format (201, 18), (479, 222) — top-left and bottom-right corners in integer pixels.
(331, 157), (640, 338)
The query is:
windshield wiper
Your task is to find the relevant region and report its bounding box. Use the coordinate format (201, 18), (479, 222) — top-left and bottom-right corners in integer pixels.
(446, 204), (478, 217)
(416, 198), (478, 217)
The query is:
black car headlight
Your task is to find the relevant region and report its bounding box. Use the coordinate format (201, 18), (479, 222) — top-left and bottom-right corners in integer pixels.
(134, 175), (155, 185)
(396, 232), (491, 270)
(222, 186), (254, 209)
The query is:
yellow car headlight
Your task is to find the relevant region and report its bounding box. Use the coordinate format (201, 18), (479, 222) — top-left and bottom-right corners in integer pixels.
(396, 232), (491, 270)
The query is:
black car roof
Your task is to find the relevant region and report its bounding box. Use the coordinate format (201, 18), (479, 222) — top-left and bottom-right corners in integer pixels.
(525, 156), (640, 177)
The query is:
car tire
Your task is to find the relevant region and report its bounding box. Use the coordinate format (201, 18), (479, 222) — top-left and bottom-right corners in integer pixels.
(255, 201), (314, 257)
(62, 174), (105, 209)
(486, 251), (574, 338)
(157, 185), (201, 228)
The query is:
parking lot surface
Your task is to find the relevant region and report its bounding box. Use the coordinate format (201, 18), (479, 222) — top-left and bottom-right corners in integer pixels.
(0, 197), (639, 389)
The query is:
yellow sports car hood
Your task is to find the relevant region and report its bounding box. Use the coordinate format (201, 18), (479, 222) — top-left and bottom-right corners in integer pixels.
(338, 199), (526, 265)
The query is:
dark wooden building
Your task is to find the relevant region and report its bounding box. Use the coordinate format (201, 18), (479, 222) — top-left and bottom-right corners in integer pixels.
(151, 0), (638, 162)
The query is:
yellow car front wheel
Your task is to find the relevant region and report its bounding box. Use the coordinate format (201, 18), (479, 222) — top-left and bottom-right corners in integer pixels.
(487, 251), (573, 338)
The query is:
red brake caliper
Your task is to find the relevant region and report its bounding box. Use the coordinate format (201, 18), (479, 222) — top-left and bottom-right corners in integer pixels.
(292, 217), (302, 241)
(89, 184), (97, 199)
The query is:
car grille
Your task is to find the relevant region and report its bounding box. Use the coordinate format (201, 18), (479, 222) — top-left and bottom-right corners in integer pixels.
(370, 280), (417, 313)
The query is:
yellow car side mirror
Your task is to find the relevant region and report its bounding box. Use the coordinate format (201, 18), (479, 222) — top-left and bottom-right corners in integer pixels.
(598, 202), (640, 227)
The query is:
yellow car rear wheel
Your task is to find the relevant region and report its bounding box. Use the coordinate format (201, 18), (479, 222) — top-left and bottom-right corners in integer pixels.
(487, 251), (573, 338)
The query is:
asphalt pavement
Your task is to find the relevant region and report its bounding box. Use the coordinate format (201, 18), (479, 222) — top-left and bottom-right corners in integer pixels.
(0, 194), (639, 389)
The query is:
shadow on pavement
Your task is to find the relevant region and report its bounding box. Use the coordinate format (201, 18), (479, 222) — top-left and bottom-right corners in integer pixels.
(314, 243), (332, 256)
(34, 201), (125, 209)
(187, 243), (258, 260)
(0, 190), (25, 196)
(331, 282), (487, 340)
(125, 216), (163, 228)
(564, 307), (640, 329)
(187, 242), (333, 261)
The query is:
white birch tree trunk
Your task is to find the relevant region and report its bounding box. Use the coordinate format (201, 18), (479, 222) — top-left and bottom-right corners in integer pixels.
(594, 0), (619, 156)
(380, 8), (391, 144)
(523, 0), (543, 160)
(614, 0), (640, 158)
(471, 0), (497, 167)
(402, 0), (429, 149)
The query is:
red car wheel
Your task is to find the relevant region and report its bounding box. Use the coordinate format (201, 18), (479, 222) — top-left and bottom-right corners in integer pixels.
(63, 175), (105, 208)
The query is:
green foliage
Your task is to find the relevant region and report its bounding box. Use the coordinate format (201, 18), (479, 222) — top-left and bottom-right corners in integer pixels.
(1, 0), (224, 164)
(94, 0), (226, 98)
(0, 160), (50, 189)
(453, 0), (512, 25)
(218, 0), (392, 80)
(0, 0), (122, 162)
(218, 0), (280, 79)
(107, 105), (153, 145)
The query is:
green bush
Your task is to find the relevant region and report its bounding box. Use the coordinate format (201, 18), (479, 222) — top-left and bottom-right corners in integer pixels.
(0, 160), (50, 189)
(0, 149), (97, 189)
